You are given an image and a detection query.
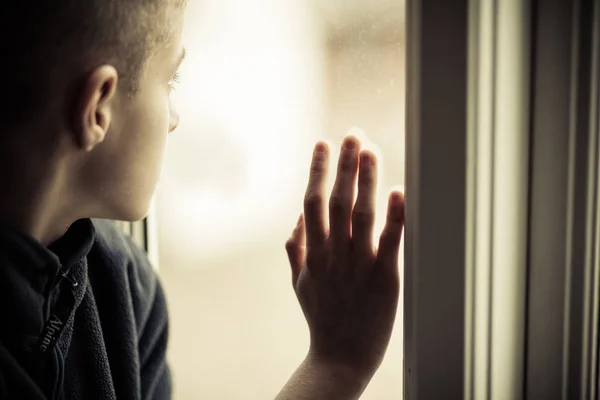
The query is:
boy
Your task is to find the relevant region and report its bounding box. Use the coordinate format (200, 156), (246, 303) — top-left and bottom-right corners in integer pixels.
(0, 0), (405, 399)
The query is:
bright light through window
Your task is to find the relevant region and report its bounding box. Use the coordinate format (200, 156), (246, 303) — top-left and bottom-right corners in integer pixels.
(155, 0), (405, 398)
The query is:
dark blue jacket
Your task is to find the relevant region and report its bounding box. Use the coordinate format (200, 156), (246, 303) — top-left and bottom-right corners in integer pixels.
(0, 219), (171, 399)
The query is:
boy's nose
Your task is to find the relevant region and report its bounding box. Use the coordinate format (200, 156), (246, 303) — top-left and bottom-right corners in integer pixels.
(169, 109), (180, 133)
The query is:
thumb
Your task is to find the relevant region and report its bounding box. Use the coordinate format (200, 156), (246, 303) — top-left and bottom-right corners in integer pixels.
(285, 213), (306, 285)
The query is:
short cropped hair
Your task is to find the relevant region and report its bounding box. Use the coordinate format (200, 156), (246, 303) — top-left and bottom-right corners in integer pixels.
(1, 0), (184, 131)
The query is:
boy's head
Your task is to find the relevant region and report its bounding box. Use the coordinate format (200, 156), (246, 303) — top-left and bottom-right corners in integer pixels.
(1, 0), (187, 240)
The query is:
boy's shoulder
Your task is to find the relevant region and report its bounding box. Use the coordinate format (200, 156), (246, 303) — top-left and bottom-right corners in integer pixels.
(90, 219), (153, 271)
(83, 219), (170, 391)
(91, 219), (134, 253)
(88, 219), (162, 316)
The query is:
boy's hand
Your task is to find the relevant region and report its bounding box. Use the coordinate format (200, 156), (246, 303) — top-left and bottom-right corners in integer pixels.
(285, 136), (405, 383)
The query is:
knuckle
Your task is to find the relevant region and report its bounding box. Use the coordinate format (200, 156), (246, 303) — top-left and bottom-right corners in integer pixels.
(310, 159), (327, 175)
(358, 169), (374, 186)
(387, 212), (404, 224)
(380, 230), (400, 247)
(339, 157), (356, 174)
(378, 232), (391, 245)
(285, 242), (296, 256)
(352, 208), (373, 224)
(329, 195), (348, 213)
(304, 192), (323, 207)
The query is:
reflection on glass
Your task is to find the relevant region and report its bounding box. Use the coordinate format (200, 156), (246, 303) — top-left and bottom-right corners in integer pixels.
(156, 0), (405, 398)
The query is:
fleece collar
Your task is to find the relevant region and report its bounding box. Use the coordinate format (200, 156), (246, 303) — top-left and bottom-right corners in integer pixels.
(0, 219), (95, 349)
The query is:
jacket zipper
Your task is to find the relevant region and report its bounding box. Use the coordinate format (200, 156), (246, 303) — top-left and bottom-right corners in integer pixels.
(39, 269), (78, 399)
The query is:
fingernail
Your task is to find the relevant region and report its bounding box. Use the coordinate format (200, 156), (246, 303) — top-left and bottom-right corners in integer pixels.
(344, 139), (357, 150)
(391, 191), (404, 206)
(360, 153), (373, 166)
(315, 143), (327, 154)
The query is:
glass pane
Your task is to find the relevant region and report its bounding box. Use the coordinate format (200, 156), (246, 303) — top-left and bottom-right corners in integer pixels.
(156, 0), (405, 398)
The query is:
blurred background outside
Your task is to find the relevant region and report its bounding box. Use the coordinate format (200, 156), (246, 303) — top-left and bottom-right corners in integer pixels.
(155, 0), (406, 398)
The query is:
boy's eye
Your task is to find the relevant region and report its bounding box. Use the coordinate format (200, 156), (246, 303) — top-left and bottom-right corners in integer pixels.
(169, 71), (181, 92)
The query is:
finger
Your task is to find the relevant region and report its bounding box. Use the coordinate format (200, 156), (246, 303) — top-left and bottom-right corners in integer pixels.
(352, 150), (378, 255)
(376, 191), (405, 273)
(285, 214), (307, 286)
(304, 142), (330, 249)
(329, 136), (360, 252)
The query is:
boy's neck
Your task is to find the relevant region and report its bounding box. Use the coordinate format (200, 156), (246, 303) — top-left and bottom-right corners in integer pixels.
(0, 153), (75, 246)
(0, 187), (73, 246)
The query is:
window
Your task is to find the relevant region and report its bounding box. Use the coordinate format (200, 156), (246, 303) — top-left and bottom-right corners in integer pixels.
(151, 1), (405, 398)
(122, 0), (600, 397)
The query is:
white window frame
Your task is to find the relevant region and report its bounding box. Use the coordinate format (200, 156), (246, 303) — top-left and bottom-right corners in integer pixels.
(405, 0), (600, 399)
(403, 0), (471, 397)
(404, 0), (531, 398)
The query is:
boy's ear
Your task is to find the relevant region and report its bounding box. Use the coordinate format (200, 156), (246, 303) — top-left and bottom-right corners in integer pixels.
(75, 65), (119, 152)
